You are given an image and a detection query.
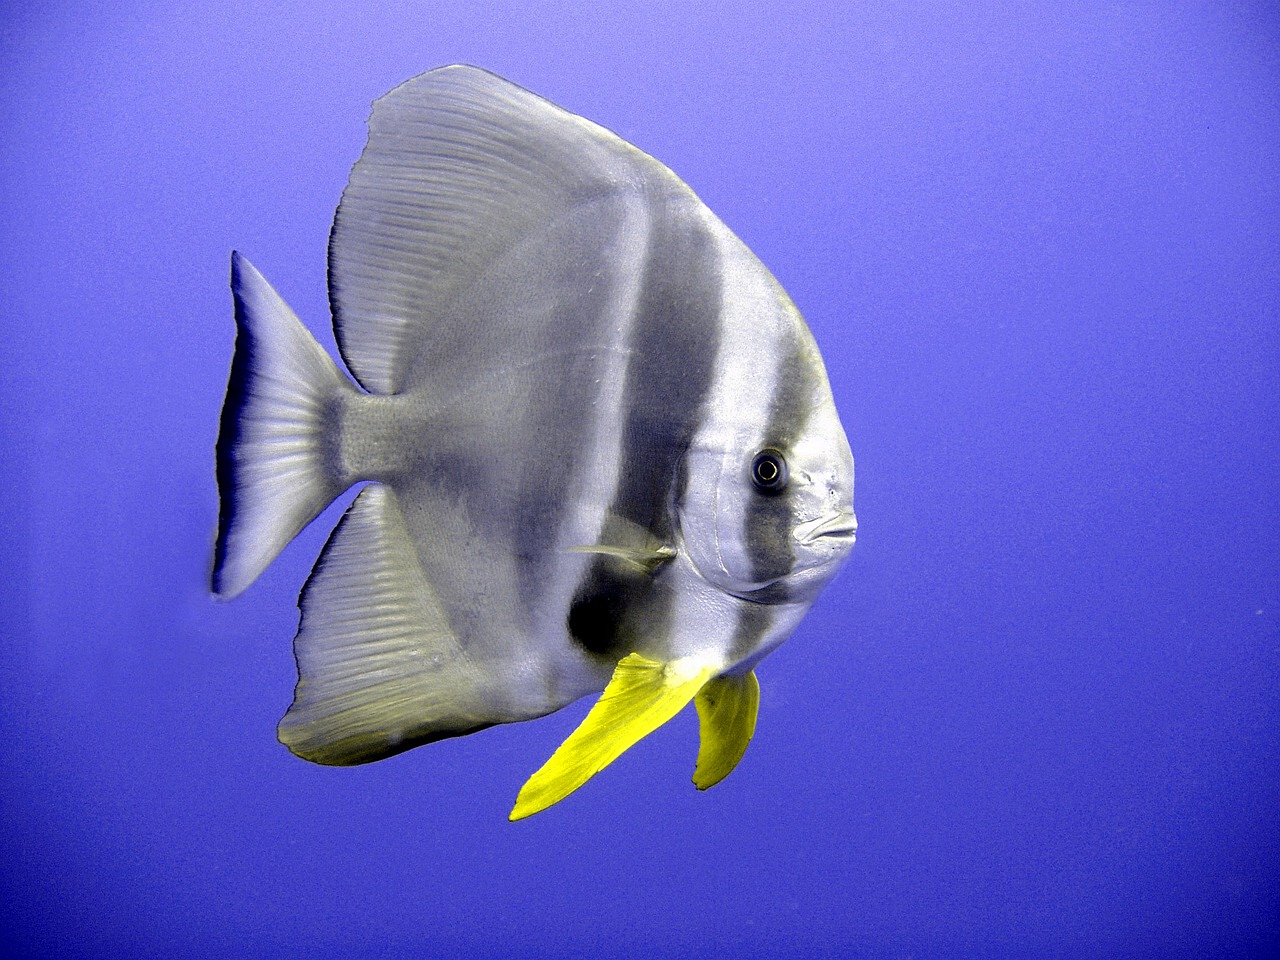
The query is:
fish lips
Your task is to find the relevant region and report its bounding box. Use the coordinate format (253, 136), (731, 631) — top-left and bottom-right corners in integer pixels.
(793, 509), (858, 547)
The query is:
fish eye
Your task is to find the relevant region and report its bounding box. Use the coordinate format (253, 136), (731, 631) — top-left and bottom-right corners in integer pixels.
(750, 449), (788, 494)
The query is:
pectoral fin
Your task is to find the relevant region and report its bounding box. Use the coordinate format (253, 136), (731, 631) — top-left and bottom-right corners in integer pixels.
(568, 514), (677, 573)
(692, 670), (760, 790)
(510, 653), (717, 820)
(567, 542), (676, 572)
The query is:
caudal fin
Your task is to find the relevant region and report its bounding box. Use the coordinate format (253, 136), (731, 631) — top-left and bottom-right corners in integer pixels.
(212, 252), (355, 599)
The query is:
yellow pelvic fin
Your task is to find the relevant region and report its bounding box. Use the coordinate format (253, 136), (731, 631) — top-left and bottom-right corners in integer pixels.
(692, 670), (760, 790)
(510, 653), (716, 821)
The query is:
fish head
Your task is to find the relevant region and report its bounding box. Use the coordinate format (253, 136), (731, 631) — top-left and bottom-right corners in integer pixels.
(679, 370), (856, 605)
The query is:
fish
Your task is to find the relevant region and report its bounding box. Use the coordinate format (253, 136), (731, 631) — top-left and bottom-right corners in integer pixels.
(212, 64), (856, 820)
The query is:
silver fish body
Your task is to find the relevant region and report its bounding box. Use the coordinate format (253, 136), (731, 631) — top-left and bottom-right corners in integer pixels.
(214, 65), (855, 816)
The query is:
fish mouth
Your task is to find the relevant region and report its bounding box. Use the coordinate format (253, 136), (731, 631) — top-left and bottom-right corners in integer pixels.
(793, 510), (858, 546)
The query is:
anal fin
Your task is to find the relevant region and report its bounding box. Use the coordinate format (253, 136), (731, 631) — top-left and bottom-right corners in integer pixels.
(510, 653), (717, 820)
(693, 670), (760, 790)
(278, 483), (490, 765)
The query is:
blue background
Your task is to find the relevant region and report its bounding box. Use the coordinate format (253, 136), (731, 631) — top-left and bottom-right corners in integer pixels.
(2, 2), (1277, 957)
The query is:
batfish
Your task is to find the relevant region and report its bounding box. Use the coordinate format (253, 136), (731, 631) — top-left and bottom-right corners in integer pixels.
(213, 65), (856, 819)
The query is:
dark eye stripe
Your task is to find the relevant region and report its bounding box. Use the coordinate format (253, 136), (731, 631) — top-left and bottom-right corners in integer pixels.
(743, 338), (819, 587)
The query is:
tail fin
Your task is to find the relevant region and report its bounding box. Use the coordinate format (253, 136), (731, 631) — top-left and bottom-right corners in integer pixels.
(212, 252), (355, 599)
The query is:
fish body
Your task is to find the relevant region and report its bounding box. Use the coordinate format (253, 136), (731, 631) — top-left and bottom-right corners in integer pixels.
(214, 65), (855, 818)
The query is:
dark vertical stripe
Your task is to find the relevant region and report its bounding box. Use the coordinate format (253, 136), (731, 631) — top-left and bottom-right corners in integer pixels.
(729, 600), (776, 664)
(567, 193), (723, 657)
(510, 203), (638, 607)
(744, 341), (821, 587)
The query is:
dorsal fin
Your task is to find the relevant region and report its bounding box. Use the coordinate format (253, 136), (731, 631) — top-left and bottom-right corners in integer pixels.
(328, 65), (675, 394)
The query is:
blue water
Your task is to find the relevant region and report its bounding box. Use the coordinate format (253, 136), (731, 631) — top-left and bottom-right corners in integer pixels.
(2, 3), (1277, 957)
